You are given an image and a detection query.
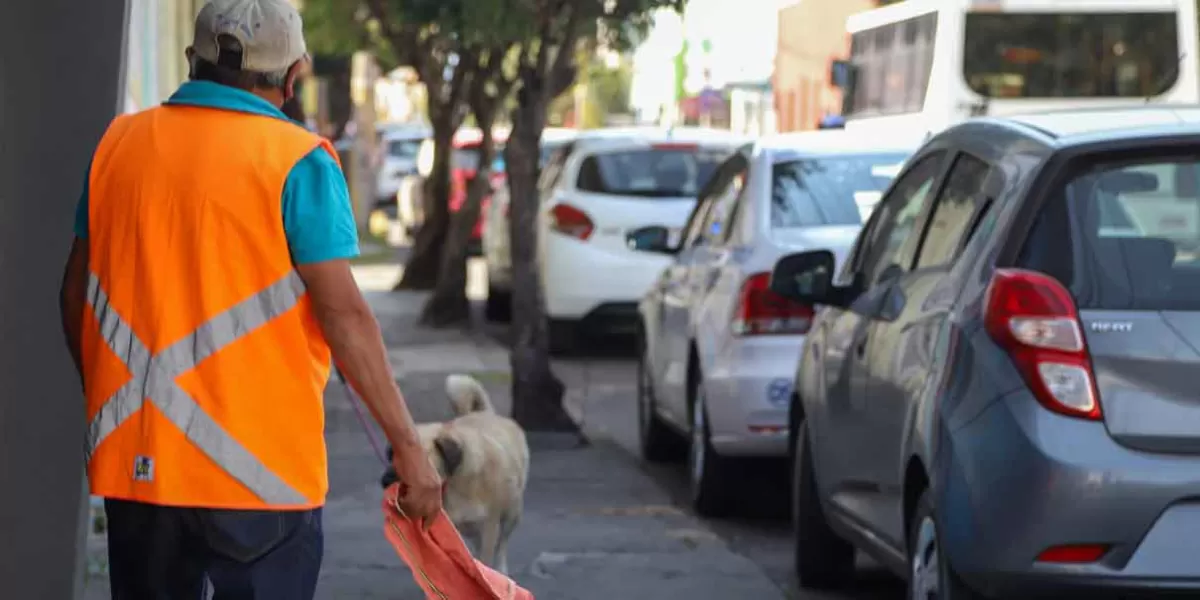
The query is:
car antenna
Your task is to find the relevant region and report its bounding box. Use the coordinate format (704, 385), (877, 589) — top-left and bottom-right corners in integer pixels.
(1147, 53), (1185, 103)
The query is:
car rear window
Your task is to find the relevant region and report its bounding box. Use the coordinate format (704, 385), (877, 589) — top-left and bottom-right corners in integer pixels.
(1018, 156), (1200, 310)
(771, 153), (910, 228)
(574, 146), (728, 198)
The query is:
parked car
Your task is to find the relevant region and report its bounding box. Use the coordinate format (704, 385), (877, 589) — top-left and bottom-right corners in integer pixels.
(483, 127), (578, 320)
(633, 131), (912, 516)
(408, 127), (509, 252)
(536, 127), (745, 350)
(776, 106), (1200, 598)
(375, 125), (429, 206)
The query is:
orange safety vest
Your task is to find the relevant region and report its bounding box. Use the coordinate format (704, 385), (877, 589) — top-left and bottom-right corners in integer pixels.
(81, 103), (338, 510)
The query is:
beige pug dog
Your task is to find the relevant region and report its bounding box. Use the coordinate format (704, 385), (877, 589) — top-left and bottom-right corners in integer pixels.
(383, 374), (530, 574)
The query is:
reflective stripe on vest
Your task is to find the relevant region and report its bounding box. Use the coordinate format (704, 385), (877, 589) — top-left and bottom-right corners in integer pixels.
(85, 270), (309, 505)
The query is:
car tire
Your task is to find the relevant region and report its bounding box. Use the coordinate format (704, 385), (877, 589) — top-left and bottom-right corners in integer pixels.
(548, 319), (579, 356)
(793, 420), (856, 589)
(637, 333), (685, 463)
(688, 378), (735, 518)
(485, 285), (512, 322)
(909, 490), (988, 600)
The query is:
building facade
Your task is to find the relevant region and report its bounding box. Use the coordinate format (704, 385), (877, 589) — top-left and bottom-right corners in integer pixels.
(774, 0), (879, 132)
(122, 0), (304, 113)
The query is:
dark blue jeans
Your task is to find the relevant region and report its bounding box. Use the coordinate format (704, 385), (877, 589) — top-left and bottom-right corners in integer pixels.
(104, 499), (323, 600)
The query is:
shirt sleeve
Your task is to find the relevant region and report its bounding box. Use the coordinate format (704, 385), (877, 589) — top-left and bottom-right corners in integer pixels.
(74, 160), (92, 239)
(282, 147), (360, 265)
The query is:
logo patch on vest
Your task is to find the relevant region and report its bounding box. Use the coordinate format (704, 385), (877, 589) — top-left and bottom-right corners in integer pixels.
(133, 456), (154, 482)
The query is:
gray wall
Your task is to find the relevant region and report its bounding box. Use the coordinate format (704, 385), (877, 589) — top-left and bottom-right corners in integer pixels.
(0, 1), (128, 598)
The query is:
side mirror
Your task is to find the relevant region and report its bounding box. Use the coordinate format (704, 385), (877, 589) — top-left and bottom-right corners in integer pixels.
(830, 60), (854, 89)
(770, 250), (841, 306)
(627, 226), (677, 255)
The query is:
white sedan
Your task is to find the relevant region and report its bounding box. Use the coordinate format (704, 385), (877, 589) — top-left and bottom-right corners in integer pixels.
(534, 127), (746, 351)
(635, 130), (913, 517)
(483, 127), (577, 321)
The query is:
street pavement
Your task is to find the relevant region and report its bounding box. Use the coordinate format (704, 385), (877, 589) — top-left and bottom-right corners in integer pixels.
(82, 255), (906, 599)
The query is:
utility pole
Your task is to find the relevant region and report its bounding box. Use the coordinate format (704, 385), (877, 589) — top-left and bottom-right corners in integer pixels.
(349, 50), (380, 232)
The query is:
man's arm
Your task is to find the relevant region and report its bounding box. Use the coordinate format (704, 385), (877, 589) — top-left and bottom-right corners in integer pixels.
(295, 260), (424, 457)
(59, 237), (89, 385)
(62, 166), (93, 387)
(281, 147), (425, 458)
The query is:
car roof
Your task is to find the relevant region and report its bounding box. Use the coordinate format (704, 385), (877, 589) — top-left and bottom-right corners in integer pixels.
(379, 122), (430, 138)
(542, 127), (578, 144)
(981, 105), (1200, 147)
(756, 129), (916, 157)
(568, 126), (747, 153)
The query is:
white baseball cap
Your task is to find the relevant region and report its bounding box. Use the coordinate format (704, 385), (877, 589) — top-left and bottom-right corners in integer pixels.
(191, 0), (308, 74)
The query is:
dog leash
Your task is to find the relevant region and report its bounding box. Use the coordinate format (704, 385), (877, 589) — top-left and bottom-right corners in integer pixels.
(335, 368), (390, 467)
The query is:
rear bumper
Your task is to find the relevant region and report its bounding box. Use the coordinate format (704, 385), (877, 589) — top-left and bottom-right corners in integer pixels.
(541, 233), (671, 320)
(942, 388), (1200, 597)
(702, 335), (805, 458)
(558, 303), (641, 335)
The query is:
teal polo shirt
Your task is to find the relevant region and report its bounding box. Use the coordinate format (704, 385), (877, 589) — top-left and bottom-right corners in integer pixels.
(74, 81), (359, 265)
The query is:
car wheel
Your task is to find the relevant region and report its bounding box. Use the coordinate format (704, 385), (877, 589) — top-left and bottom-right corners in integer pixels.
(637, 334), (685, 463)
(688, 380), (735, 518)
(484, 285), (512, 322)
(909, 490), (987, 600)
(792, 421), (856, 589)
(548, 319), (579, 356)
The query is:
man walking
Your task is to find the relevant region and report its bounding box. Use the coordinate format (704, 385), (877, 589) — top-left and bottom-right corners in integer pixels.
(58, 1), (442, 597)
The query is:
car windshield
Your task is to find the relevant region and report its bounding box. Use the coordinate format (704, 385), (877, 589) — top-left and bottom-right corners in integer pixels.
(963, 12), (1179, 98)
(575, 145), (728, 198)
(1019, 156), (1200, 310)
(388, 139), (422, 159)
(770, 153), (910, 228)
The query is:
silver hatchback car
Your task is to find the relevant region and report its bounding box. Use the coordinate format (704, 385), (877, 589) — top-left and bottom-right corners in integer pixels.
(775, 107), (1200, 598)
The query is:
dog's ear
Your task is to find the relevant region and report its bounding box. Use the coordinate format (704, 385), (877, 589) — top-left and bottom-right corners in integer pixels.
(434, 434), (464, 478)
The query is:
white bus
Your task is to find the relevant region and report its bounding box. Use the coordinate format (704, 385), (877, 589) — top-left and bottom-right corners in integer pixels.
(833, 0), (1199, 142)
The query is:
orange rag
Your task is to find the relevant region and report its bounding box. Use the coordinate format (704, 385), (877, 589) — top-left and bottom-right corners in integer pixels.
(382, 483), (534, 600)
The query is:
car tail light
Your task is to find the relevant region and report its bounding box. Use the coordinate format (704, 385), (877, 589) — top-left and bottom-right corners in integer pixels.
(1036, 544), (1109, 564)
(548, 203), (594, 240)
(732, 272), (814, 336)
(983, 268), (1101, 420)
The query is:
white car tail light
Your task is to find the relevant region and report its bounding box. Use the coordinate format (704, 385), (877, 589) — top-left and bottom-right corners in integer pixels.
(548, 203), (594, 241)
(732, 272), (814, 336)
(983, 268), (1101, 420)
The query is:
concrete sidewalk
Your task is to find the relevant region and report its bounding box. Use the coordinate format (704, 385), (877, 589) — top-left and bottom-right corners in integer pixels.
(319, 289), (785, 598)
(82, 284), (786, 599)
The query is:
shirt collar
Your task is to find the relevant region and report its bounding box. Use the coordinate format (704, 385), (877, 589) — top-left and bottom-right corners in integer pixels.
(164, 81), (293, 123)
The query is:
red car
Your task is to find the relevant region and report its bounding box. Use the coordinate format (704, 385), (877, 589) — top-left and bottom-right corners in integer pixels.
(447, 127), (509, 255)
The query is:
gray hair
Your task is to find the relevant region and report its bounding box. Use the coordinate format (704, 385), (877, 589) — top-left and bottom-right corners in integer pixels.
(188, 52), (291, 91)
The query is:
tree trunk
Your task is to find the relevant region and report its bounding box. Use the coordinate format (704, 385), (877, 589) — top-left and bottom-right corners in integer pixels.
(395, 119), (453, 290)
(420, 119), (495, 327)
(505, 99), (576, 433)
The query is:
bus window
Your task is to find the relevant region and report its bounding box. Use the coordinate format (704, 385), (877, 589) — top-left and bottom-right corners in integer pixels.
(845, 12), (939, 119)
(963, 12), (1179, 98)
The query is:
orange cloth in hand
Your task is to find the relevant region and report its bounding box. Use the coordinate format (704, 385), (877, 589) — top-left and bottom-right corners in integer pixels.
(382, 483), (534, 600)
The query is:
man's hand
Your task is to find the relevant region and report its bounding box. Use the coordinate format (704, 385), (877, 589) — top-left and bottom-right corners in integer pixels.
(391, 443), (444, 529)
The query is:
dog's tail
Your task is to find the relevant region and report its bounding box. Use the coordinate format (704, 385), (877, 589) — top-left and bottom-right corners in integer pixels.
(445, 374), (494, 416)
